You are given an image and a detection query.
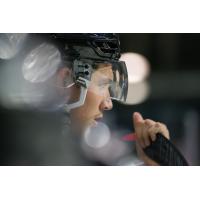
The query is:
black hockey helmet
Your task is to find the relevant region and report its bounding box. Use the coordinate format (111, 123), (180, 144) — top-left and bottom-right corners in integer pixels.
(48, 33), (121, 61)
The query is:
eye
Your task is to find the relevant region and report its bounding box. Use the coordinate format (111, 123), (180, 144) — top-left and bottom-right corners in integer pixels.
(98, 82), (110, 89)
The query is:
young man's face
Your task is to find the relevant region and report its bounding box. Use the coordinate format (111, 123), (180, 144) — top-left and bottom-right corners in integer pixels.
(69, 63), (113, 134)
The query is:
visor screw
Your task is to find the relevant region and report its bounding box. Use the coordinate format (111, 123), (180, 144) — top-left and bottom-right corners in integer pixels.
(85, 71), (89, 75)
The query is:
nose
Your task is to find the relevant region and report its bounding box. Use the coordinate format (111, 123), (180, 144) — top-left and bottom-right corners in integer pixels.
(99, 97), (113, 111)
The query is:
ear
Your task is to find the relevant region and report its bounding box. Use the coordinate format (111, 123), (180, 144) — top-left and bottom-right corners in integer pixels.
(56, 67), (72, 87)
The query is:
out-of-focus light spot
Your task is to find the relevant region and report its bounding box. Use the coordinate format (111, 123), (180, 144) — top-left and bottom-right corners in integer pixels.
(22, 43), (61, 83)
(83, 122), (111, 148)
(120, 52), (150, 83)
(81, 128), (131, 165)
(0, 33), (27, 59)
(0, 59), (66, 110)
(125, 80), (150, 105)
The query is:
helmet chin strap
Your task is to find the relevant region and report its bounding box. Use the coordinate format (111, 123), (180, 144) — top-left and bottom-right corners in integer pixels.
(63, 86), (87, 112)
(63, 77), (90, 113)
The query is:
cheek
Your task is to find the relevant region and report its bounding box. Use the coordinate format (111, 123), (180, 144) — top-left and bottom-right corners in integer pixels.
(70, 91), (102, 121)
(85, 91), (101, 108)
(80, 91), (101, 118)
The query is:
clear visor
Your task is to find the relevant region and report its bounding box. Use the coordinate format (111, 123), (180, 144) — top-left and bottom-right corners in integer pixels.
(88, 61), (128, 102)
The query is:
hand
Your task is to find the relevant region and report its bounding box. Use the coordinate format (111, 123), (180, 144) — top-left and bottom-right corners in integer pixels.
(133, 112), (170, 165)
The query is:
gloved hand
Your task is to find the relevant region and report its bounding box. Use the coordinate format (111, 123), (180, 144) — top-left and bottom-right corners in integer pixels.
(133, 112), (170, 166)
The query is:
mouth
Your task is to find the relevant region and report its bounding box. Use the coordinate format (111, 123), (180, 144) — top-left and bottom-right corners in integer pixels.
(92, 116), (103, 127)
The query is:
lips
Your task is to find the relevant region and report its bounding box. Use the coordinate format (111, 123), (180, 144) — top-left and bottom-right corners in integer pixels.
(95, 117), (103, 122)
(92, 116), (103, 127)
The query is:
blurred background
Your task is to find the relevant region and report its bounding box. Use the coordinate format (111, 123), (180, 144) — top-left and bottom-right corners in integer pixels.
(105, 33), (200, 165)
(0, 33), (200, 165)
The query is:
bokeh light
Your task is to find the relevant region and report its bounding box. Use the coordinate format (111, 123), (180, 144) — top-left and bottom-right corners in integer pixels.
(81, 122), (131, 165)
(120, 52), (150, 83)
(125, 80), (150, 105)
(0, 33), (27, 59)
(83, 122), (111, 148)
(120, 52), (151, 105)
(22, 42), (61, 83)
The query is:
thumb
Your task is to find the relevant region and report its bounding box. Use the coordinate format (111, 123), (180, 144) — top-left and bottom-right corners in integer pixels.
(133, 112), (144, 131)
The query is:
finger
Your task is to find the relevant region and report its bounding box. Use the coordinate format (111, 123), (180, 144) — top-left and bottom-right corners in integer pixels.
(141, 125), (152, 147)
(140, 119), (156, 147)
(133, 112), (145, 147)
(148, 122), (170, 141)
(133, 112), (144, 133)
(157, 122), (170, 139)
(136, 122), (149, 148)
(137, 130), (146, 148)
(136, 118), (155, 148)
(148, 125), (160, 141)
(145, 119), (156, 127)
(137, 132), (146, 148)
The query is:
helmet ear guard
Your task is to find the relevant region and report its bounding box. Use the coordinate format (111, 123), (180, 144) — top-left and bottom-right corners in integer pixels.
(73, 60), (93, 88)
(63, 59), (93, 112)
